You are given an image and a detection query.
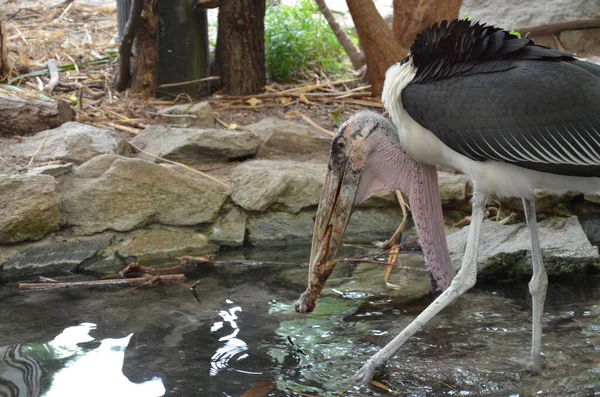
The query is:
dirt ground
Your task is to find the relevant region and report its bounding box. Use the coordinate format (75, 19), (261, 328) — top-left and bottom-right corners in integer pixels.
(0, 1), (380, 176)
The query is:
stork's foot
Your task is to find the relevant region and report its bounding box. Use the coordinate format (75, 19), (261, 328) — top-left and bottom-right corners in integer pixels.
(351, 359), (379, 385)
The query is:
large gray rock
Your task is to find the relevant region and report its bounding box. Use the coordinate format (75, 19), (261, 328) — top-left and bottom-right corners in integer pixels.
(560, 28), (600, 56)
(578, 213), (600, 246)
(248, 118), (331, 162)
(157, 101), (215, 128)
(112, 228), (218, 263)
(131, 125), (259, 166)
(460, 0), (600, 34)
(448, 216), (600, 277)
(437, 172), (470, 204)
(59, 155), (229, 234)
(247, 212), (315, 246)
(0, 174), (60, 243)
(246, 207), (403, 247)
(210, 205), (247, 247)
(13, 122), (128, 164)
(1, 235), (112, 279)
(231, 160), (326, 213)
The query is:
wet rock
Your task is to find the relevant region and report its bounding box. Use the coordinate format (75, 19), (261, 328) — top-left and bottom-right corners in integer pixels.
(461, 0), (600, 34)
(210, 205), (247, 247)
(112, 228), (218, 263)
(0, 174), (60, 243)
(247, 212), (314, 246)
(447, 216), (600, 277)
(1, 235), (112, 279)
(344, 208), (403, 244)
(12, 122), (128, 164)
(231, 160), (326, 213)
(328, 254), (431, 303)
(560, 28), (600, 56)
(157, 101), (215, 128)
(27, 163), (74, 177)
(248, 118), (331, 162)
(59, 155), (229, 234)
(131, 125), (259, 166)
(578, 213), (600, 246)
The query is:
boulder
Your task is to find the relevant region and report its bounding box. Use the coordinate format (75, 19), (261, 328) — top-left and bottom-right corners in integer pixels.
(584, 193), (600, 204)
(248, 118), (331, 162)
(560, 28), (600, 56)
(578, 213), (600, 246)
(157, 101), (215, 128)
(247, 212), (315, 246)
(500, 190), (582, 212)
(27, 163), (74, 177)
(13, 122), (128, 164)
(210, 205), (247, 247)
(460, 0), (600, 34)
(1, 235), (112, 279)
(112, 228), (218, 263)
(131, 125), (259, 166)
(59, 155), (229, 234)
(447, 216), (600, 277)
(437, 171), (470, 204)
(231, 160), (326, 213)
(0, 174), (60, 243)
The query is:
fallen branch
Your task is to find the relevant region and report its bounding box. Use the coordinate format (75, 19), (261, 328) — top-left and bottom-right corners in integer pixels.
(19, 274), (186, 290)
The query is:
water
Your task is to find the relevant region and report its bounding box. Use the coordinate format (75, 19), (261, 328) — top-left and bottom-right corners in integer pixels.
(0, 248), (599, 397)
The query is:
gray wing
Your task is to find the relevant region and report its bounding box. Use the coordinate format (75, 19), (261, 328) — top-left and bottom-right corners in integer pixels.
(402, 59), (600, 177)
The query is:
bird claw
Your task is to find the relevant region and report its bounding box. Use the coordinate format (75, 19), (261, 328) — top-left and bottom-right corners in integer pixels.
(350, 360), (377, 385)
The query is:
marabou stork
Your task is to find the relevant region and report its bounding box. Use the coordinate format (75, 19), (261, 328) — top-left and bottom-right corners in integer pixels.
(295, 19), (600, 383)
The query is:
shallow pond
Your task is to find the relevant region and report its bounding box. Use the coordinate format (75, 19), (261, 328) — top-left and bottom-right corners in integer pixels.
(0, 247), (599, 397)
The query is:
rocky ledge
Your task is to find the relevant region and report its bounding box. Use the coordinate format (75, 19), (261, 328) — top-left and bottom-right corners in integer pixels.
(1, 105), (599, 281)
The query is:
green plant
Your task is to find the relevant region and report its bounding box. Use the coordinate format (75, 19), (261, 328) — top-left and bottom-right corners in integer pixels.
(264, 0), (355, 82)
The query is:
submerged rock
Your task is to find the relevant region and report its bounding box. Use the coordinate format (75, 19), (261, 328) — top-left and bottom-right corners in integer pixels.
(0, 174), (60, 243)
(447, 216), (600, 277)
(1, 235), (112, 279)
(131, 125), (259, 166)
(231, 160), (326, 213)
(13, 122), (128, 164)
(59, 155), (229, 235)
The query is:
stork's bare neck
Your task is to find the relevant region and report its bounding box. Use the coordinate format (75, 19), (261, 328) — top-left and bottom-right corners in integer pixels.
(383, 20), (600, 198)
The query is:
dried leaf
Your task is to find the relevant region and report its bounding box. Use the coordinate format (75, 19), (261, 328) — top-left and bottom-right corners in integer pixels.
(280, 96), (292, 105)
(19, 51), (31, 65)
(246, 97), (261, 107)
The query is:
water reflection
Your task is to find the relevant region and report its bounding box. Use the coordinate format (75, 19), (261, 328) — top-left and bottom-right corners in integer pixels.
(209, 299), (256, 377)
(0, 323), (165, 397)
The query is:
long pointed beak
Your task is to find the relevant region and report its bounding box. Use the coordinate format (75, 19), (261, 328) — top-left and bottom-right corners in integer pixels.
(295, 159), (361, 313)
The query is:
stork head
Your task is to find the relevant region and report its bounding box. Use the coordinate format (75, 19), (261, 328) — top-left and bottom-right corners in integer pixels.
(295, 111), (420, 313)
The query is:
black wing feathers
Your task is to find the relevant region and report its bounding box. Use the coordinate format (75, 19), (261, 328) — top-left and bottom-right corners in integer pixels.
(402, 19), (600, 177)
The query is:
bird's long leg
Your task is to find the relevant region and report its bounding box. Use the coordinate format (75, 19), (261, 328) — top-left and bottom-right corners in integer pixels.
(352, 192), (489, 384)
(522, 198), (547, 375)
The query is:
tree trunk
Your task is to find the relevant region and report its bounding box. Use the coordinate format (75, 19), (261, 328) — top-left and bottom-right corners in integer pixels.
(393, 0), (462, 50)
(314, 0), (364, 70)
(346, 0), (406, 97)
(0, 93), (75, 137)
(216, 0), (265, 95)
(0, 21), (12, 82)
(131, 0), (159, 99)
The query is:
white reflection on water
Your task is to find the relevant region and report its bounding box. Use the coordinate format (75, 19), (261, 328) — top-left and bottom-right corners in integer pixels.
(209, 301), (254, 376)
(43, 323), (165, 397)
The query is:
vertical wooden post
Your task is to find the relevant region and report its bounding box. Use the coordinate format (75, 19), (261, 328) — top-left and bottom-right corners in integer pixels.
(131, 0), (159, 99)
(0, 21), (12, 81)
